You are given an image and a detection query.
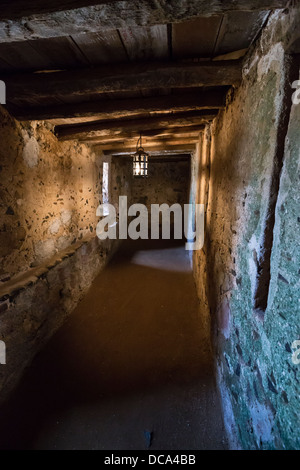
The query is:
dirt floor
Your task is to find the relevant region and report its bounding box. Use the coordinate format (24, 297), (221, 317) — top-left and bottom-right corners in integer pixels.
(0, 240), (228, 450)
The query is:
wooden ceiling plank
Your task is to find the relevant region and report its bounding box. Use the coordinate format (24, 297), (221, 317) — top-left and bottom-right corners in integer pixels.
(211, 14), (227, 58)
(27, 36), (89, 69)
(94, 138), (200, 151)
(80, 135), (202, 145)
(71, 31), (127, 65)
(102, 144), (197, 155)
(172, 16), (223, 59)
(0, 57), (16, 73)
(214, 11), (270, 56)
(0, 41), (55, 72)
(108, 149), (194, 157)
(119, 25), (168, 61)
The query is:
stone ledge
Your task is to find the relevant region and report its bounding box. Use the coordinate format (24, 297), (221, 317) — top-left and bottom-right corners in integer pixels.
(0, 235), (95, 302)
(0, 234), (118, 405)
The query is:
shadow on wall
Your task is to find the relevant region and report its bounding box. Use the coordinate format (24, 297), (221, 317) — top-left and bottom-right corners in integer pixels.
(195, 9), (300, 450)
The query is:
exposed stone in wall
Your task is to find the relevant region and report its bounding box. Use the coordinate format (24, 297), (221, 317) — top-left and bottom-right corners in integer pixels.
(110, 156), (133, 217)
(192, 6), (300, 450)
(103, 156), (190, 237)
(266, 71), (300, 450)
(0, 107), (129, 403)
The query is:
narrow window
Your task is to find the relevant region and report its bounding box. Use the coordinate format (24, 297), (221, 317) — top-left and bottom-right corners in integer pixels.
(102, 162), (109, 203)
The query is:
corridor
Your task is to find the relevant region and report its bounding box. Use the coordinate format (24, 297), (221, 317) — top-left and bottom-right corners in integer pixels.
(0, 0), (299, 451)
(0, 240), (227, 450)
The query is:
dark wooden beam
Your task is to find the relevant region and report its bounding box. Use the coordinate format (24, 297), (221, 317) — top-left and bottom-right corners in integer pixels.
(9, 89), (227, 121)
(5, 61), (241, 104)
(79, 130), (204, 144)
(102, 143), (197, 154)
(120, 154), (191, 162)
(94, 137), (199, 150)
(55, 111), (216, 140)
(110, 149), (193, 156)
(0, 1), (288, 41)
(77, 125), (205, 143)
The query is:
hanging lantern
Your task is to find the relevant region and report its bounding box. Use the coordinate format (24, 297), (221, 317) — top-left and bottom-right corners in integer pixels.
(133, 134), (149, 177)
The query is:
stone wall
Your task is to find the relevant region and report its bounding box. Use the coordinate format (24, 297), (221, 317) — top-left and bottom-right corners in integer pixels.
(131, 159), (190, 227)
(99, 156), (190, 239)
(0, 235), (117, 402)
(192, 7), (300, 450)
(0, 108), (123, 402)
(0, 106), (108, 279)
(191, 129), (212, 334)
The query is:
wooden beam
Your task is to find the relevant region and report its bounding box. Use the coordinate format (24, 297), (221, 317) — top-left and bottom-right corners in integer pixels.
(9, 89), (227, 121)
(142, 157), (190, 163)
(139, 157), (190, 163)
(93, 137), (199, 150)
(110, 149), (193, 156)
(79, 131), (203, 144)
(55, 111), (216, 140)
(102, 143), (197, 155)
(0, 1), (288, 41)
(120, 154), (191, 162)
(5, 61), (241, 104)
(77, 125), (205, 143)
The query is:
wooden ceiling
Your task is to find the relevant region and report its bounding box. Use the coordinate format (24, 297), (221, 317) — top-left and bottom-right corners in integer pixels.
(0, 0), (288, 155)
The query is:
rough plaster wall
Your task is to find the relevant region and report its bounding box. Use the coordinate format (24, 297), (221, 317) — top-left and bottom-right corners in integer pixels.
(192, 130), (212, 337)
(131, 160), (190, 210)
(0, 108), (127, 402)
(0, 236), (118, 403)
(110, 157), (133, 217)
(193, 8), (300, 450)
(266, 72), (300, 450)
(0, 105), (105, 279)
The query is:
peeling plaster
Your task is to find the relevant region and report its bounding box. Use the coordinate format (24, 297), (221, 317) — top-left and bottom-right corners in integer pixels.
(22, 135), (39, 169)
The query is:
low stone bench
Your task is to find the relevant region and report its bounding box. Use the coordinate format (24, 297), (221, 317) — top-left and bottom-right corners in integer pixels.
(0, 235), (118, 403)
